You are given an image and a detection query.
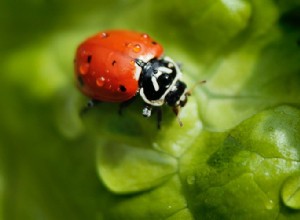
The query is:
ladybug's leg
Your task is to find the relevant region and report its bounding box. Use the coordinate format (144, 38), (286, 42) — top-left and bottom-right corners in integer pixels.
(172, 106), (183, 127)
(80, 99), (101, 116)
(142, 105), (162, 129)
(119, 97), (136, 116)
(156, 107), (162, 129)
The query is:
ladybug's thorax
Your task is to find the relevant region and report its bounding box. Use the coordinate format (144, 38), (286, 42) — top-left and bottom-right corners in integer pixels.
(137, 56), (187, 107)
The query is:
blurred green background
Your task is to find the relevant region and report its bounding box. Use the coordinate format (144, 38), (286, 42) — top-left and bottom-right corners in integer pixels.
(1, 0), (300, 219)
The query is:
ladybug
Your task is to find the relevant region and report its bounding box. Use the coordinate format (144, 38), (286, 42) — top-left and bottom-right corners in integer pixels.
(74, 30), (190, 127)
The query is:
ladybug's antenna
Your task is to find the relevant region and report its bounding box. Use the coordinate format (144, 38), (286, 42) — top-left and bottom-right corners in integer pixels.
(187, 80), (206, 95)
(172, 80), (206, 127)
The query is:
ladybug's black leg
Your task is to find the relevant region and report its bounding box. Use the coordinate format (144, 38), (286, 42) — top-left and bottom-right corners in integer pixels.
(157, 107), (162, 129)
(80, 99), (101, 116)
(119, 97), (136, 116)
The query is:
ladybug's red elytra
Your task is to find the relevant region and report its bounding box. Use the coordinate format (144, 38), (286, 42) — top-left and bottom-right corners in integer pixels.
(74, 30), (190, 127)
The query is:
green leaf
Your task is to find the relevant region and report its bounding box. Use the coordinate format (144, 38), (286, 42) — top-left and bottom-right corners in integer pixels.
(1, 0), (300, 219)
(180, 106), (300, 219)
(281, 173), (300, 210)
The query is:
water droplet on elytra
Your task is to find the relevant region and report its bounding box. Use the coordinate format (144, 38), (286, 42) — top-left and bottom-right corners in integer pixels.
(133, 44), (141, 53)
(125, 42), (133, 47)
(96, 77), (105, 87)
(130, 60), (135, 65)
(141, 33), (149, 39)
(79, 64), (89, 75)
(101, 32), (108, 38)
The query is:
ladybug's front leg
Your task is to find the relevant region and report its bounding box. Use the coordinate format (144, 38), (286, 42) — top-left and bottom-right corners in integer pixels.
(142, 104), (162, 129)
(156, 107), (162, 129)
(80, 99), (101, 116)
(119, 97), (136, 116)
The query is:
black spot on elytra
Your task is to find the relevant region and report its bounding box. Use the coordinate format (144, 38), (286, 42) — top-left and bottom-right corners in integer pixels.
(77, 76), (84, 87)
(152, 41), (157, 45)
(119, 85), (126, 92)
(87, 55), (92, 63)
(112, 60), (117, 66)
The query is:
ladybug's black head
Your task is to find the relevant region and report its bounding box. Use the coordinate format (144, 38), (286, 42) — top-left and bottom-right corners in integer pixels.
(136, 56), (188, 118)
(165, 80), (188, 107)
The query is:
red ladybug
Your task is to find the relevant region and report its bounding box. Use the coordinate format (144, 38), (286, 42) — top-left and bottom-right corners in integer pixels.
(74, 30), (190, 127)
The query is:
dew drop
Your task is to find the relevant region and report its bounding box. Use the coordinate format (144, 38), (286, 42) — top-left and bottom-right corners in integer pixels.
(96, 77), (105, 87)
(141, 33), (149, 39)
(265, 199), (274, 210)
(130, 60), (135, 65)
(101, 32), (108, 38)
(133, 44), (141, 53)
(125, 42), (133, 47)
(79, 64), (89, 75)
(281, 174), (300, 209)
(152, 142), (159, 149)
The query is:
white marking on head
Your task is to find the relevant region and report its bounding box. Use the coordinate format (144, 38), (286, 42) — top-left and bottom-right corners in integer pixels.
(171, 85), (177, 91)
(151, 76), (159, 91)
(158, 66), (173, 74)
(180, 94), (186, 101)
(168, 62), (174, 68)
(155, 70), (163, 77)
